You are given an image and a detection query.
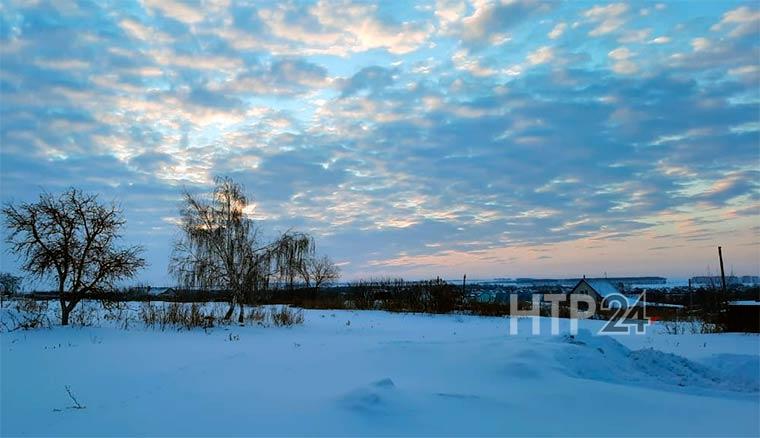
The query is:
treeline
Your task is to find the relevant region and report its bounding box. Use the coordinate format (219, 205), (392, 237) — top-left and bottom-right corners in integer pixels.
(263, 278), (512, 316)
(3, 277), (513, 318)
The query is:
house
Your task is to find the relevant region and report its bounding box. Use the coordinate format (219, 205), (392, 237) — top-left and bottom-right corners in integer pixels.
(568, 278), (622, 302)
(569, 278), (688, 318)
(127, 286), (175, 297)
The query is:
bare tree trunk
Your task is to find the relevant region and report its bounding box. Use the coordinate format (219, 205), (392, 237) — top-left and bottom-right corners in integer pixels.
(223, 298), (235, 320)
(61, 305), (71, 326)
(238, 302), (245, 323)
(59, 281), (68, 326)
(61, 298), (79, 326)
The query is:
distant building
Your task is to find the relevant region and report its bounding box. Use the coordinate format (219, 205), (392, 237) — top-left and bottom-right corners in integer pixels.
(690, 276), (741, 287)
(568, 278), (622, 302)
(477, 292), (494, 303)
(152, 287), (176, 297)
(516, 277), (666, 288)
(127, 286), (175, 296)
(726, 301), (760, 333)
(567, 278), (685, 312)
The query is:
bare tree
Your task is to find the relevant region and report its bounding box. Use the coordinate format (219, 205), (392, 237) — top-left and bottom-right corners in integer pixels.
(2, 189), (145, 325)
(170, 177), (313, 322)
(273, 231), (314, 291)
(312, 256), (340, 289)
(299, 255), (340, 291)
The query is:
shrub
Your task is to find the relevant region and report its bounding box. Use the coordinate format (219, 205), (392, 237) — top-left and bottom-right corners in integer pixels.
(424, 279), (464, 313)
(136, 302), (305, 330)
(661, 316), (724, 334)
(246, 306), (268, 325)
(468, 301), (512, 317)
(70, 301), (99, 327)
(348, 278), (465, 314)
(0, 297), (51, 331)
(101, 299), (133, 329)
(270, 306), (304, 327)
(138, 302), (215, 331)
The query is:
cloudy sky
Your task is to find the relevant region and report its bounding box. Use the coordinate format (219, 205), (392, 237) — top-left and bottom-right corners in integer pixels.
(1, 0), (759, 285)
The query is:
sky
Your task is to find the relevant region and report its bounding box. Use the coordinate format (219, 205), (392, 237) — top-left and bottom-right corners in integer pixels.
(0, 0), (759, 286)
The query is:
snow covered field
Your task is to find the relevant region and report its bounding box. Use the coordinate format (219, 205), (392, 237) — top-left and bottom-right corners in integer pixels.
(2, 307), (759, 436)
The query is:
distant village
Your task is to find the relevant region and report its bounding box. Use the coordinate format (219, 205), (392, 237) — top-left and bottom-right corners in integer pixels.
(465, 275), (760, 304)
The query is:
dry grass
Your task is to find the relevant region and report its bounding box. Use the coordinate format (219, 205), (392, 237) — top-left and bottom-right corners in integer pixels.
(138, 302), (215, 331)
(137, 302), (304, 330)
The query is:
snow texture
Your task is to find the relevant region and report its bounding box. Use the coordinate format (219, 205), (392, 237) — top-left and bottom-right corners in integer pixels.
(2, 306), (759, 436)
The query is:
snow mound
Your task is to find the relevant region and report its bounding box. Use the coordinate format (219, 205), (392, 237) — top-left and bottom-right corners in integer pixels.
(701, 354), (760, 390)
(556, 330), (759, 395)
(339, 378), (403, 414)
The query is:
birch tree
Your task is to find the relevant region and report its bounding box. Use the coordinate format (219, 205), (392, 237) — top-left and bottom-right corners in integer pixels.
(170, 177), (313, 322)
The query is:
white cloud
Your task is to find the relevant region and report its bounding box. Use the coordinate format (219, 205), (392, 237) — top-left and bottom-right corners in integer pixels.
(618, 28), (651, 43)
(729, 65), (760, 76)
(265, 1), (434, 55)
(224, 1), (434, 56)
(120, 19), (157, 41)
(452, 49), (496, 76)
(608, 47), (633, 61)
(691, 37), (711, 52)
(608, 47), (637, 74)
(584, 3), (629, 19)
(589, 19), (624, 36)
(435, 0), (467, 30)
(489, 33), (511, 45)
(611, 60), (637, 75)
(548, 22), (566, 39)
(526, 46), (554, 65)
(711, 6), (760, 38)
(584, 3), (629, 37)
(649, 36), (671, 44)
(460, 0), (552, 45)
(144, 0), (205, 24)
(728, 65), (760, 83)
(149, 50), (243, 71)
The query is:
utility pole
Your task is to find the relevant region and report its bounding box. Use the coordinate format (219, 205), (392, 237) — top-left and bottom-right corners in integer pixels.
(462, 274), (466, 297)
(688, 278), (693, 308)
(718, 246), (727, 295)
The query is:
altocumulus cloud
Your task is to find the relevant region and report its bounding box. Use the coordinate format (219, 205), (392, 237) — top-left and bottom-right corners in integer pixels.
(1, 0), (758, 283)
